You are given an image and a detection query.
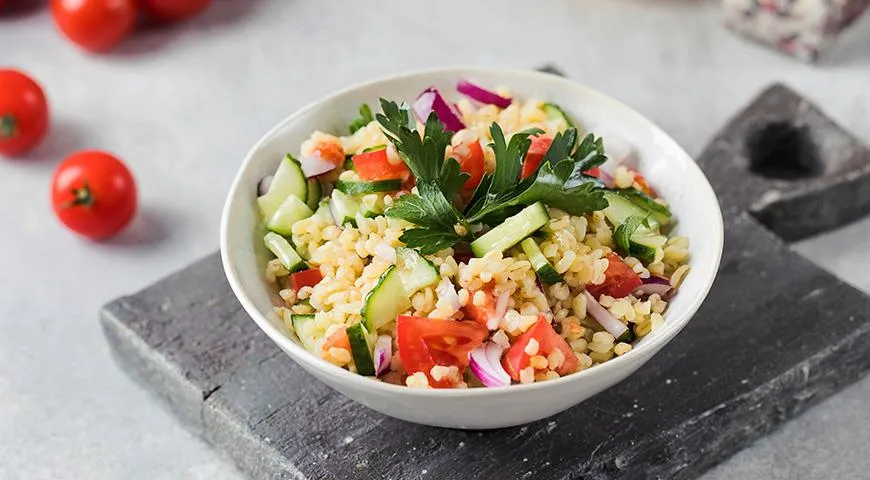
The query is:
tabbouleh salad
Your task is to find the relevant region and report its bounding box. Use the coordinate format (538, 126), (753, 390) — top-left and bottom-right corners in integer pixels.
(257, 80), (690, 389)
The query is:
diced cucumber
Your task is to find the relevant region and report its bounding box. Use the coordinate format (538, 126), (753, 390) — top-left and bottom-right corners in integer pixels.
(618, 188), (671, 226)
(470, 202), (549, 257)
(335, 178), (403, 195)
(520, 237), (561, 285)
(290, 314), (316, 349)
(346, 323), (375, 376)
(343, 155), (356, 171)
(328, 190), (360, 227)
(362, 144), (386, 153)
(603, 191), (660, 232)
(313, 199), (331, 218)
(362, 265), (411, 332)
(543, 102), (574, 128)
(264, 232), (306, 272)
(257, 155), (307, 220)
(396, 247), (439, 294)
(628, 230), (667, 265)
(267, 195), (314, 236)
(305, 178), (322, 210)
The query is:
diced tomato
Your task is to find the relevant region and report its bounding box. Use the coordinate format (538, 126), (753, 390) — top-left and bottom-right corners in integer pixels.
(396, 315), (488, 388)
(463, 287), (496, 329)
(312, 140), (345, 167)
(633, 172), (656, 197)
(520, 135), (553, 179)
(322, 326), (350, 351)
(585, 167), (601, 178)
(502, 315), (579, 380)
(352, 147), (410, 181)
(289, 268), (323, 291)
(586, 253), (642, 299)
(453, 140), (485, 190)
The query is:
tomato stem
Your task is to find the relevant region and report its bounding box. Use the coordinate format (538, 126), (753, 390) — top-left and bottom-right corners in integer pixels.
(67, 183), (94, 208)
(0, 114), (17, 139)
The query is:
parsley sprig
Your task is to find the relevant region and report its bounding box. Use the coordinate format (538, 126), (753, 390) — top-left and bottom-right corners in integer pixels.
(376, 98), (608, 254)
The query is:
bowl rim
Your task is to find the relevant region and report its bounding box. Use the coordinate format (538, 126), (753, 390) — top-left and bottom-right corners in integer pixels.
(220, 66), (724, 397)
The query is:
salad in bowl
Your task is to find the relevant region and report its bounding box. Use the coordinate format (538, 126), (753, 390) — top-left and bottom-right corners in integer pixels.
(221, 68), (721, 428)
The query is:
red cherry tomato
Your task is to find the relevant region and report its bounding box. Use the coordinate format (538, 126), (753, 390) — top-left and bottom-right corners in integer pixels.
(502, 315), (578, 381)
(521, 135), (552, 179)
(397, 315), (487, 388)
(289, 268), (323, 291)
(352, 147), (410, 181)
(142, 0), (211, 22)
(452, 140), (485, 190)
(0, 70), (49, 157)
(586, 253), (642, 299)
(51, 151), (137, 240)
(51, 0), (137, 53)
(585, 167), (601, 178)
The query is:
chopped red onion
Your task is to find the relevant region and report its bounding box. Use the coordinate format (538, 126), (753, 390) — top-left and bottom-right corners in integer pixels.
(643, 275), (671, 285)
(456, 79), (512, 108)
(299, 155), (337, 178)
(633, 283), (673, 298)
(469, 342), (511, 387)
(373, 242), (397, 263)
(584, 291), (628, 339)
(374, 335), (392, 376)
(257, 175), (274, 196)
(412, 87), (465, 132)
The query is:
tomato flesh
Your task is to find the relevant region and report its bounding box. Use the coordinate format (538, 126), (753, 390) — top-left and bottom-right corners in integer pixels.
(453, 140), (485, 190)
(0, 69), (49, 157)
(353, 148), (410, 181)
(633, 172), (656, 197)
(396, 315), (488, 388)
(521, 135), (553, 179)
(322, 326), (350, 352)
(586, 253), (642, 299)
(585, 167), (601, 178)
(289, 268), (323, 291)
(51, 150), (137, 240)
(463, 287), (496, 329)
(51, 0), (137, 53)
(503, 315), (578, 380)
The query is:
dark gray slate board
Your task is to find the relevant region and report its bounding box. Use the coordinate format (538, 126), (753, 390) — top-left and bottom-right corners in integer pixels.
(101, 80), (870, 480)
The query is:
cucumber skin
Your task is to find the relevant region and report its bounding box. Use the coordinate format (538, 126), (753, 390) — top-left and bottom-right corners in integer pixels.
(266, 195), (314, 236)
(535, 263), (562, 285)
(257, 155), (308, 220)
(264, 232), (306, 273)
(306, 178), (322, 210)
(335, 179), (402, 195)
(347, 323), (375, 376)
(520, 237), (561, 285)
(361, 265), (411, 332)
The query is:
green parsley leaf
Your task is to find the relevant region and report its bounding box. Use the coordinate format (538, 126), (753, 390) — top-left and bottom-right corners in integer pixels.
(613, 215), (648, 256)
(574, 133), (608, 172)
(489, 124), (543, 194)
(439, 157), (470, 200)
(539, 127), (578, 170)
(398, 228), (463, 255)
(348, 103), (374, 134)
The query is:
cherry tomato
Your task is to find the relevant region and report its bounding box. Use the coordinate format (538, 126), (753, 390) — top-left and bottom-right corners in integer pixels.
(142, 0), (210, 22)
(289, 268), (323, 291)
(463, 286), (496, 329)
(585, 167), (601, 178)
(51, 0), (137, 53)
(396, 315), (487, 388)
(502, 315), (578, 381)
(520, 135), (552, 179)
(586, 253), (642, 299)
(322, 326), (350, 352)
(51, 151), (137, 240)
(452, 139), (484, 190)
(352, 147), (410, 181)
(0, 70), (49, 158)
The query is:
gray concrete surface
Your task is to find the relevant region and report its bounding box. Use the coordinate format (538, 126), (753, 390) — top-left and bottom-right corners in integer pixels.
(1, 1), (868, 478)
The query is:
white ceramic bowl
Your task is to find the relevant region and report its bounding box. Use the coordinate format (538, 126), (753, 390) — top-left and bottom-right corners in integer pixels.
(220, 67), (723, 429)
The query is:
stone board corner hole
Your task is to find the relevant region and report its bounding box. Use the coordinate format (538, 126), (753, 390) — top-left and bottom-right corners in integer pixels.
(746, 121), (823, 180)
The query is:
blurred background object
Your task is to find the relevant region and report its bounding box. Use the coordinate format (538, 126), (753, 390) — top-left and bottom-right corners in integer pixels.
(723, 0), (870, 61)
